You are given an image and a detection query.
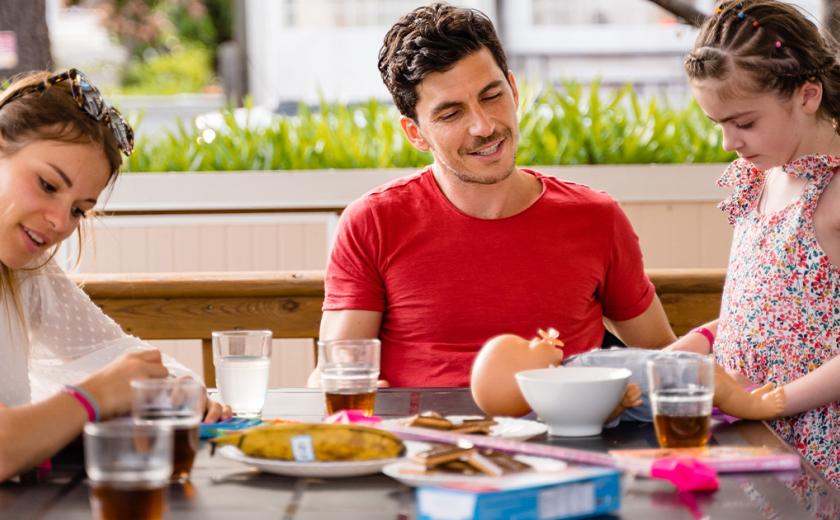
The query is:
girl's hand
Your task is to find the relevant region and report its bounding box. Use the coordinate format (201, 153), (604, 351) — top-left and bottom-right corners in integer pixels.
(79, 349), (169, 419)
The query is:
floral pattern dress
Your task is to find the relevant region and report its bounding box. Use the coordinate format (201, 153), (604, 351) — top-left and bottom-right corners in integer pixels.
(714, 155), (839, 489)
(714, 155), (840, 487)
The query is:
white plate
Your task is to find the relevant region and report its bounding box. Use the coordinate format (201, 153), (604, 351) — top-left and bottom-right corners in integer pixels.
(383, 441), (568, 488)
(216, 445), (402, 478)
(383, 415), (547, 441)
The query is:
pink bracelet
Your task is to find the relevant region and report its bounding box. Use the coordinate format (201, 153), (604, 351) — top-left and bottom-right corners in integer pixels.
(690, 326), (715, 350)
(61, 385), (100, 422)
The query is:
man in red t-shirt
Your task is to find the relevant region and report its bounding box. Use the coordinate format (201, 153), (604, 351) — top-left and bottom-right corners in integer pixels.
(310, 4), (676, 387)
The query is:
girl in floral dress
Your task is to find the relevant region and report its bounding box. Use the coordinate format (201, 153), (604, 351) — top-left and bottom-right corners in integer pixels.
(667, 1), (839, 489)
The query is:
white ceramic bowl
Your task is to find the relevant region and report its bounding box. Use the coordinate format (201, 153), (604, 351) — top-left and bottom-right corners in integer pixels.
(515, 366), (632, 437)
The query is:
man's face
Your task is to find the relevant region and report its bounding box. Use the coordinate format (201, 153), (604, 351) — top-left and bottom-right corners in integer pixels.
(401, 47), (519, 185)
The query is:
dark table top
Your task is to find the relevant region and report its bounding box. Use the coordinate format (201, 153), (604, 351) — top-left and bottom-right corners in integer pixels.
(2, 387), (838, 519)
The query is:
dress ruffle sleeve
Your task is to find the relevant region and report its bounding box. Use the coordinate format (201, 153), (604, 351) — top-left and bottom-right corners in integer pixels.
(779, 154), (840, 183)
(717, 155), (840, 225)
(717, 159), (765, 225)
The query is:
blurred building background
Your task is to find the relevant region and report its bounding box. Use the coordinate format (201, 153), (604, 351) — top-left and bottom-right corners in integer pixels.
(244, 0), (822, 108)
(14, 0), (821, 134)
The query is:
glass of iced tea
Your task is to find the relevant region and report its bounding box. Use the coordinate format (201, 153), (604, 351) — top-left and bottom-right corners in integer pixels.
(317, 339), (380, 417)
(647, 353), (715, 448)
(84, 420), (172, 520)
(131, 378), (203, 482)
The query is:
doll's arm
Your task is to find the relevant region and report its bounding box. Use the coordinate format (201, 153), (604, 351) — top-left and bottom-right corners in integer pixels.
(778, 355), (840, 416)
(713, 363), (785, 419)
(605, 383), (642, 423)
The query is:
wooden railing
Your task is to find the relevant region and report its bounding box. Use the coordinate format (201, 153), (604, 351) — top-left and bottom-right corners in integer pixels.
(74, 269), (725, 386)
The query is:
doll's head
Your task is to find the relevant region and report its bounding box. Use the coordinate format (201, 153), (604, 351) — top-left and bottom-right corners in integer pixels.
(470, 328), (564, 416)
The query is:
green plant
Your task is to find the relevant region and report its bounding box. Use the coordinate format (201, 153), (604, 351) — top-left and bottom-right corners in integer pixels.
(99, 0), (228, 94)
(124, 82), (735, 173)
(113, 45), (213, 95)
(99, 0), (230, 61)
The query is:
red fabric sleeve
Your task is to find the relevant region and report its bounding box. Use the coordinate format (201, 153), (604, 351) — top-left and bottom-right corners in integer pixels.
(323, 198), (387, 312)
(599, 200), (655, 321)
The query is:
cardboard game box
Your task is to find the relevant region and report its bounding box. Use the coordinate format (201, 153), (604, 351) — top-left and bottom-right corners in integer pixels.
(416, 465), (621, 520)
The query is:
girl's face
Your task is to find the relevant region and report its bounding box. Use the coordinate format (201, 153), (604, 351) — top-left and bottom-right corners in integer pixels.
(0, 139), (110, 269)
(691, 76), (822, 170)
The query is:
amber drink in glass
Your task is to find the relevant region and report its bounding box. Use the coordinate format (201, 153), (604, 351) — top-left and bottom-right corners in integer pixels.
(84, 420), (172, 520)
(647, 353), (714, 448)
(131, 378), (202, 482)
(318, 339), (380, 416)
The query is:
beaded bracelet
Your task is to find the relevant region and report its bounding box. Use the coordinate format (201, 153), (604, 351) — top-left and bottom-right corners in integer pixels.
(61, 385), (100, 422)
(690, 326), (715, 350)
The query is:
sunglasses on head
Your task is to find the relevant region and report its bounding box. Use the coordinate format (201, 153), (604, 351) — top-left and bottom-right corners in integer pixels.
(0, 68), (134, 155)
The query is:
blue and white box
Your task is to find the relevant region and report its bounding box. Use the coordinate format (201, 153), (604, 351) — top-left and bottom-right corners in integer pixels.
(416, 466), (621, 520)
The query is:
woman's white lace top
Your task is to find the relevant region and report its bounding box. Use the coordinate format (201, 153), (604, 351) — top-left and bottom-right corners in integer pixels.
(1, 260), (197, 406)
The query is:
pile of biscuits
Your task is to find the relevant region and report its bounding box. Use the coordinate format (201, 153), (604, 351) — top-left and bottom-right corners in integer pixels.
(403, 411), (497, 434)
(411, 444), (531, 477)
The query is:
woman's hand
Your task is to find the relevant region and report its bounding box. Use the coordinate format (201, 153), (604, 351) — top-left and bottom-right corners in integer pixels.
(79, 349), (169, 419)
(201, 391), (232, 422)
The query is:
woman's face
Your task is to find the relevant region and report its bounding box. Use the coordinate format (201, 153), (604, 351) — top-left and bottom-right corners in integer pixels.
(0, 139), (110, 269)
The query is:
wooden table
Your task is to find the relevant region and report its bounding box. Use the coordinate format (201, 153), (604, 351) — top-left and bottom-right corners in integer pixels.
(2, 388), (838, 519)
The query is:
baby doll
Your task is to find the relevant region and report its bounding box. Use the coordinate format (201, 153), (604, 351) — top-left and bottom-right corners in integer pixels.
(470, 328), (785, 423)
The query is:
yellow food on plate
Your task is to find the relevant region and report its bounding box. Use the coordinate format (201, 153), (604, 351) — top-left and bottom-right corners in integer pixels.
(212, 423), (405, 462)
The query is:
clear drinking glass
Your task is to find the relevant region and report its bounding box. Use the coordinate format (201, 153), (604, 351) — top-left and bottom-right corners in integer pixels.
(131, 378), (203, 482)
(212, 330), (272, 417)
(646, 353), (715, 448)
(84, 420), (173, 520)
(318, 338), (380, 417)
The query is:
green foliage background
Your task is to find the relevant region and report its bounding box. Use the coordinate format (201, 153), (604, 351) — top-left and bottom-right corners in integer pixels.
(100, 0), (229, 95)
(124, 82), (735, 173)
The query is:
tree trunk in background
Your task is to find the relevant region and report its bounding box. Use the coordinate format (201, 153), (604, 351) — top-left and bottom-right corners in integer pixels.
(825, 0), (840, 42)
(0, 0), (52, 81)
(646, 0), (708, 27)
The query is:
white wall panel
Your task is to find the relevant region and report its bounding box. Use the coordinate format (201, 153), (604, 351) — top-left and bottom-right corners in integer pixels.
(76, 213), (332, 387)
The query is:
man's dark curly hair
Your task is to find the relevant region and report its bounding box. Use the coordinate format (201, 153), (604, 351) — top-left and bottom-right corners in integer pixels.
(378, 3), (509, 121)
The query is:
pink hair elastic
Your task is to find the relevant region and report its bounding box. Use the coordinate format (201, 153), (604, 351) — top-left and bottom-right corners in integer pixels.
(62, 385), (100, 422)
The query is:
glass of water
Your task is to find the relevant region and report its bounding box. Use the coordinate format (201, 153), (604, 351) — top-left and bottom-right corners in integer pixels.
(212, 330), (272, 418)
(646, 353), (714, 448)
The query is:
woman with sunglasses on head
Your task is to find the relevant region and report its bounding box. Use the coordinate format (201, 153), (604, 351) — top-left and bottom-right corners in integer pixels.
(0, 69), (231, 481)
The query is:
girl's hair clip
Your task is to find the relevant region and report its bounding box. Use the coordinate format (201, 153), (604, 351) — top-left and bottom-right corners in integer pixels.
(775, 40), (783, 48)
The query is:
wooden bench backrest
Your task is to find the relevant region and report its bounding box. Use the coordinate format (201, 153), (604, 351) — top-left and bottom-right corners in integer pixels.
(74, 269), (725, 386)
